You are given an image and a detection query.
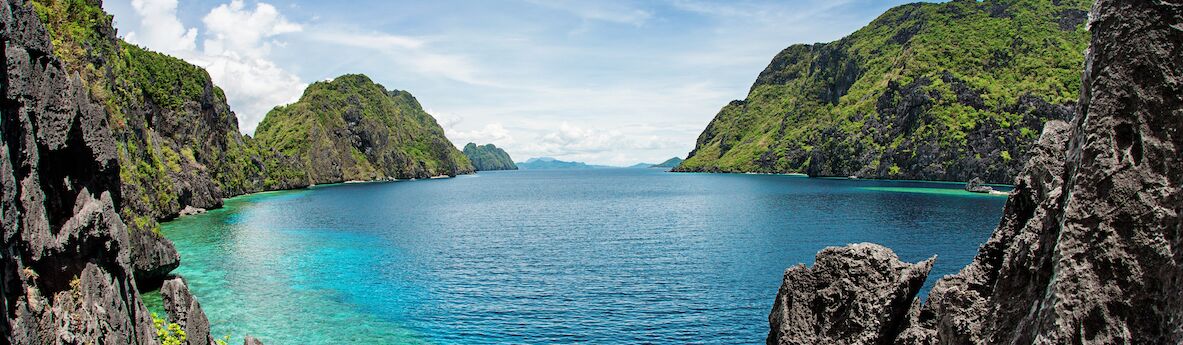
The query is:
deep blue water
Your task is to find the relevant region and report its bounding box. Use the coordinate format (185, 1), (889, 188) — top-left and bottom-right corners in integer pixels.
(150, 169), (1007, 344)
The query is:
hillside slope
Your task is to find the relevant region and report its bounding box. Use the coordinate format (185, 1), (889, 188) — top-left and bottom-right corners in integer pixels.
(676, 0), (1089, 184)
(255, 74), (474, 183)
(463, 143), (518, 171)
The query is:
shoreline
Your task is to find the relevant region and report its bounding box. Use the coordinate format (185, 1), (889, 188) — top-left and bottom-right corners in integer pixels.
(668, 170), (1015, 188)
(169, 174), (469, 222)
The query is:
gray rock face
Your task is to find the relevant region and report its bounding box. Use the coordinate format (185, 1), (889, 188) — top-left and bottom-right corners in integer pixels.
(129, 229), (181, 285)
(161, 277), (213, 345)
(768, 0), (1183, 343)
(767, 244), (934, 345)
(0, 0), (157, 343)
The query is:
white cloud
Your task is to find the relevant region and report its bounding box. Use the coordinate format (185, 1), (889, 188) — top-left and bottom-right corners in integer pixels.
(435, 112), (515, 148)
(452, 123), (515, 147)
(202, 0), (302, 57)
(123, 0), (306, 134)
(309, 31), (423, 50)
(307, 31), (498, 87)
(124, 0), (196, 52)
(525, 0), (653, 26)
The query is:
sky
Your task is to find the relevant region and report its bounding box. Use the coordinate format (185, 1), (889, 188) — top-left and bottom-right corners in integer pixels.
(103, 0), (924, 166)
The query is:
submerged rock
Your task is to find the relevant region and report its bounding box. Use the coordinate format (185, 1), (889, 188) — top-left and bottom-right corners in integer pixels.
(767, 244), (933, 345)
(768, 0), (1183, 343)
(243, 335), (265, 345)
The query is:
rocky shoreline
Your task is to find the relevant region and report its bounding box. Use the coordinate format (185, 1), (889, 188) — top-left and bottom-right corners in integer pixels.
(767, 0), (1183, 343)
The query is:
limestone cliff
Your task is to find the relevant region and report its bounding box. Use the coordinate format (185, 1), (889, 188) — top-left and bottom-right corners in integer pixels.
(767, 0), (1183, 343)
(28, 0), (309, 282)
(2, 0), (157, 342)
(463, 143), (518, 171)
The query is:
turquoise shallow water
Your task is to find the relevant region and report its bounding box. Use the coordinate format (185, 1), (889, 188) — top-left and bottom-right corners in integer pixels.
(149, 169), (1006, 344)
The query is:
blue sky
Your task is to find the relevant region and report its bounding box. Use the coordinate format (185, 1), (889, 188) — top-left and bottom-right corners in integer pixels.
(103, 0), (924, 166)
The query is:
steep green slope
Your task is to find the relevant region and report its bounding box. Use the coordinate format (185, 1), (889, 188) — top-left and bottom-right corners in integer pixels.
(676, 0), (1089, 184)
(255, 74), (474, 182)
(463, 143), (518, 171)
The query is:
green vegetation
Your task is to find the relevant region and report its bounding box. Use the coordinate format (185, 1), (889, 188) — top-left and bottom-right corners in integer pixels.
(677, 0), (1089, 184)
(152, 313), (186, 345)
(255, 74), (474, 182)
(30, 0), (310, 237)
(463, 143), (518, 171)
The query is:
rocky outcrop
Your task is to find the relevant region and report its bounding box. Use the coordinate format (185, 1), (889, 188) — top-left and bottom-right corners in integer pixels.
(463, 143), (518, 171)
(161, 277), (213, 345)
(676, 0), (1087, 184)
(767, 244), (933, 345)
(962, 177), (994, 193)
(767, 0), (1183, 343)
(129, 230), (180, 286)
(0, 0), (157, 342)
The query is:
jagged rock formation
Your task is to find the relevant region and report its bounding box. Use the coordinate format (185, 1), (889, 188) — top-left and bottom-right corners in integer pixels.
(255, 74), (474, 182)
(128, 228), (180, 287)
(767, 244), (933, 345)
(0, 0), (157, 342)
(161, 277), (213, 345)
(677, 0), (1089, 184)
(768, 0), (1183, 343)
(463, 143), (518, 171)
(27, 0), (311, 282)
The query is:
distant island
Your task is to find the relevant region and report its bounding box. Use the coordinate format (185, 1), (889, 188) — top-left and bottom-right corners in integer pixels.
(625, 157), (683, 169)
(463, 143), (518, 171)
(652, 157), (683, 168)
(516, 157), (607, 170)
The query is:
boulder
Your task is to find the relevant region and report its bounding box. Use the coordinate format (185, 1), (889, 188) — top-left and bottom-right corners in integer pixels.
(130, 229), (181, 286)
(962, 177), (994, 193)
(767, 243), (933, 345)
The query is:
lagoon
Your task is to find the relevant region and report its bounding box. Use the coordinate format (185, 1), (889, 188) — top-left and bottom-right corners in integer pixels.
(149, 169), (1006, 344)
